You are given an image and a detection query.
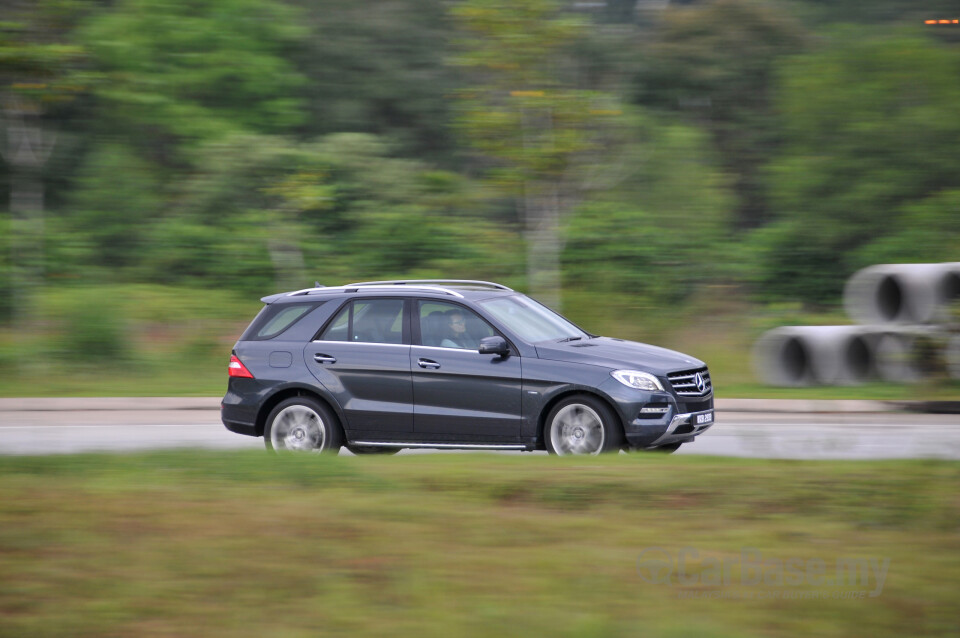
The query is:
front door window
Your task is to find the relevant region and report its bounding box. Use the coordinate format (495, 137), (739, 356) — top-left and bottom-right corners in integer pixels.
(418, 301), (494, 349)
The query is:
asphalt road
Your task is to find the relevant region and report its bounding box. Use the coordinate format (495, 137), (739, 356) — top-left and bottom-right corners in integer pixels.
(1, 401), (958, 458)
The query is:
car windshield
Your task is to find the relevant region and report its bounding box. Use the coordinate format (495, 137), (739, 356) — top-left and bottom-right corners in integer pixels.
(478, 295), (589, 343)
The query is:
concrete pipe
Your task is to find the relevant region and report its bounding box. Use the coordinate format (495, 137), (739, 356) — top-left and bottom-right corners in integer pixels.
(945, 335), (960, 381)
(844, 263), (960, 325)
(753, 326), (877, 386)
(873, 328), (945, 383)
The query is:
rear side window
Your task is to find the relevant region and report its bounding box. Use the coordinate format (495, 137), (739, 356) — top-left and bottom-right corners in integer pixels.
(319, 299), (405, 344)
(241, 302), (322, 341)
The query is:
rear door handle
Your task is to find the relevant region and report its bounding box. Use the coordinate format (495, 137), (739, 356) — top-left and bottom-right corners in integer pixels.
(314, 354), (337, 364)
(417, 358), (440, 370)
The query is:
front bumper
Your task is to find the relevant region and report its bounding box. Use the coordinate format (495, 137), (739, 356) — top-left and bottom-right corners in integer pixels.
(599, 377), (714, 449)
(621, 407), (715, 449)
(643, 410), (714, 448)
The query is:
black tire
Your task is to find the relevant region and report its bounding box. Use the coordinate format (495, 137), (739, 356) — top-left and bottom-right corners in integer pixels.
(543, 394), (623, 455)
(264, 397), (343, 453)
(346, 445), (400, 456)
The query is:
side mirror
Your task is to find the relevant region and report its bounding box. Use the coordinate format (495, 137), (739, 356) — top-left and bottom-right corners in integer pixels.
(478, 335), (509, 356)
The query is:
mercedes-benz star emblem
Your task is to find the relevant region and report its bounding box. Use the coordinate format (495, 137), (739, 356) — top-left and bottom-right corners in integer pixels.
(694, 372), (706, 393)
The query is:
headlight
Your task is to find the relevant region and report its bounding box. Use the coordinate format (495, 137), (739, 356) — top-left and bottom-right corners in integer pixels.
(611, 370), (664, 392)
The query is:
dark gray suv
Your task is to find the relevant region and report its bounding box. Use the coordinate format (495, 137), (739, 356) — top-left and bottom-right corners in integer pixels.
(221, 280), (714, 455)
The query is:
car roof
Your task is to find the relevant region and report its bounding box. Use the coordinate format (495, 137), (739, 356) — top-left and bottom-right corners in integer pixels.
(261, 281), (520, 305)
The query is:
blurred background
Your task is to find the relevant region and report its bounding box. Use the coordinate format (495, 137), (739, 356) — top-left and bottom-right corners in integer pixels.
(0, 0), (958, 397)
(1, 5), (958, 636)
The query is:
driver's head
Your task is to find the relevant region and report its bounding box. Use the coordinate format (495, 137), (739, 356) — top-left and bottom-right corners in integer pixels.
(448, 312), (466, 334)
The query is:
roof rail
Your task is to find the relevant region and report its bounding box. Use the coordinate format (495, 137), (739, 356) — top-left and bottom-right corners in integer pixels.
(285, 285), (327, 297)
(287, 284), (466, 299)
(345, 279), (513, 291)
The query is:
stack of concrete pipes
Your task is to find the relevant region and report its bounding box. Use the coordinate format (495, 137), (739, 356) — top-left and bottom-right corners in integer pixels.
(753, 263), (960, 386)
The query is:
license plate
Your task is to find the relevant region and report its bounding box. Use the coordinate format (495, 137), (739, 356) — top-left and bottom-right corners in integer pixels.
(695, 412), (713, 425)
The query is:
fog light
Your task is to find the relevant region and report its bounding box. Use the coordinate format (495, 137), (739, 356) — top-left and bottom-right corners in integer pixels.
(639, 406), (669, 414)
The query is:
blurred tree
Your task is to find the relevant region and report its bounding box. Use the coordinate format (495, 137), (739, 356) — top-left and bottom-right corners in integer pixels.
(0, 0), (85, 322)
(144, 132), (520, 293)
(76, 0), (308, 163)
(781, 0), (960, 27)
(142, 133), (311, 293)
(56, 143), (163, 275)
(453, 0), (621, 308)
(855, 189), (960, 267)
(289, 0), (458, 162)
(753, 31), (960, 305)
(276, 134), (523, 287)
(55, 0), (312, 293)
(564, 112), (733, 309)
(633, 0), (808, 230)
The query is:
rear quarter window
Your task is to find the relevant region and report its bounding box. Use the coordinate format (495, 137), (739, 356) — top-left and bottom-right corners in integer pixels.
(241, 302), (323, 341)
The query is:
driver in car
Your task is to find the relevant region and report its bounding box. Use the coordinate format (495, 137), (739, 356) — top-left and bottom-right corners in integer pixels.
(441, 311), (478, 349)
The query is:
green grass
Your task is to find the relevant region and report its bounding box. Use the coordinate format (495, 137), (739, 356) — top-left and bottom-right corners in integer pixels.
(0, 284), (256, 397)
(0, 353), (231, 397)
(0, 452), (957, 637)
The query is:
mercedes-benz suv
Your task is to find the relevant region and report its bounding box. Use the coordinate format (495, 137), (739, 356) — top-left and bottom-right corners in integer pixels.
(221, 280), (714, 455)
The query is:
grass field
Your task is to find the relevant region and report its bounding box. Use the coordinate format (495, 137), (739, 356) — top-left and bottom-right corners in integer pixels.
(1, 452), (957, 637)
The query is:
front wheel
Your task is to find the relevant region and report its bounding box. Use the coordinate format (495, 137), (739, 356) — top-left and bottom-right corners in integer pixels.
(264, 397), (343, 453)
(544, 395), (623, 455)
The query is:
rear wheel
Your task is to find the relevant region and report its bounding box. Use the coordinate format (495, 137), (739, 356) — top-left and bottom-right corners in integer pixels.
(544, 395), (623, 455)
(264, 397), (342, 453)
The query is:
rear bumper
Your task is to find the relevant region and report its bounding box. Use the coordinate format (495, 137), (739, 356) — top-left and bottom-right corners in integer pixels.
(222, 417), (258, 437)
(221, 391), (259, 437)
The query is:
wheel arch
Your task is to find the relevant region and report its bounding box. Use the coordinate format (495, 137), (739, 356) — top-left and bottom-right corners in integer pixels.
(536, 388), (625, 448)
(255, 385), (345, 437)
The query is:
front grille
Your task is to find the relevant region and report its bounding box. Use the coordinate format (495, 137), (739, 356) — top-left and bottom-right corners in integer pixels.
(668, 367), (712, 397)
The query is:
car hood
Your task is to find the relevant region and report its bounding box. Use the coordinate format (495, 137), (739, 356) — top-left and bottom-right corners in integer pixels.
(534, 337), (705, 376)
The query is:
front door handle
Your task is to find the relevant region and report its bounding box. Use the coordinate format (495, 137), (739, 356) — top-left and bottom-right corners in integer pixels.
(417, 358), (440, 370)
(314, 354), (337, 364)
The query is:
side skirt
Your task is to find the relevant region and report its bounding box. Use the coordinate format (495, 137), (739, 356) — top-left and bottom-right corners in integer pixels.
(351, 440), (532, 451)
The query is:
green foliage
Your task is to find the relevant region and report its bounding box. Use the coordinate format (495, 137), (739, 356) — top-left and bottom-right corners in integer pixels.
(753, 30), (960, 304)
(781, 0), (960, 27)
(76, 0), (308, 151)
(0, 214), (11, 322)
(289, 0), (458, 160)
(58, 143), (163, 272)
(129, 132), (521, 294)
(288, 134), (523, 285)
(0, 2), (89, 324)
(855, 189), (960, 266)
(634, 0), (809, 229)
(45, 291), (131, 362)
(0, 8), (87, 106)
(452, 0), (625, 306)
(564, 113), (733, 307)
(453, 0), (616, 189)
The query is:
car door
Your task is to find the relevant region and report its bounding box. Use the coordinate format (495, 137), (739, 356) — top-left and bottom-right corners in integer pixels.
(410, 299), (522, 439)
(304, 298), (413, 434)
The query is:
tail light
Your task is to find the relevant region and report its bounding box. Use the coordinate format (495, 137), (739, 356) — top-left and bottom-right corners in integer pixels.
(228, 354), (255, 379)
